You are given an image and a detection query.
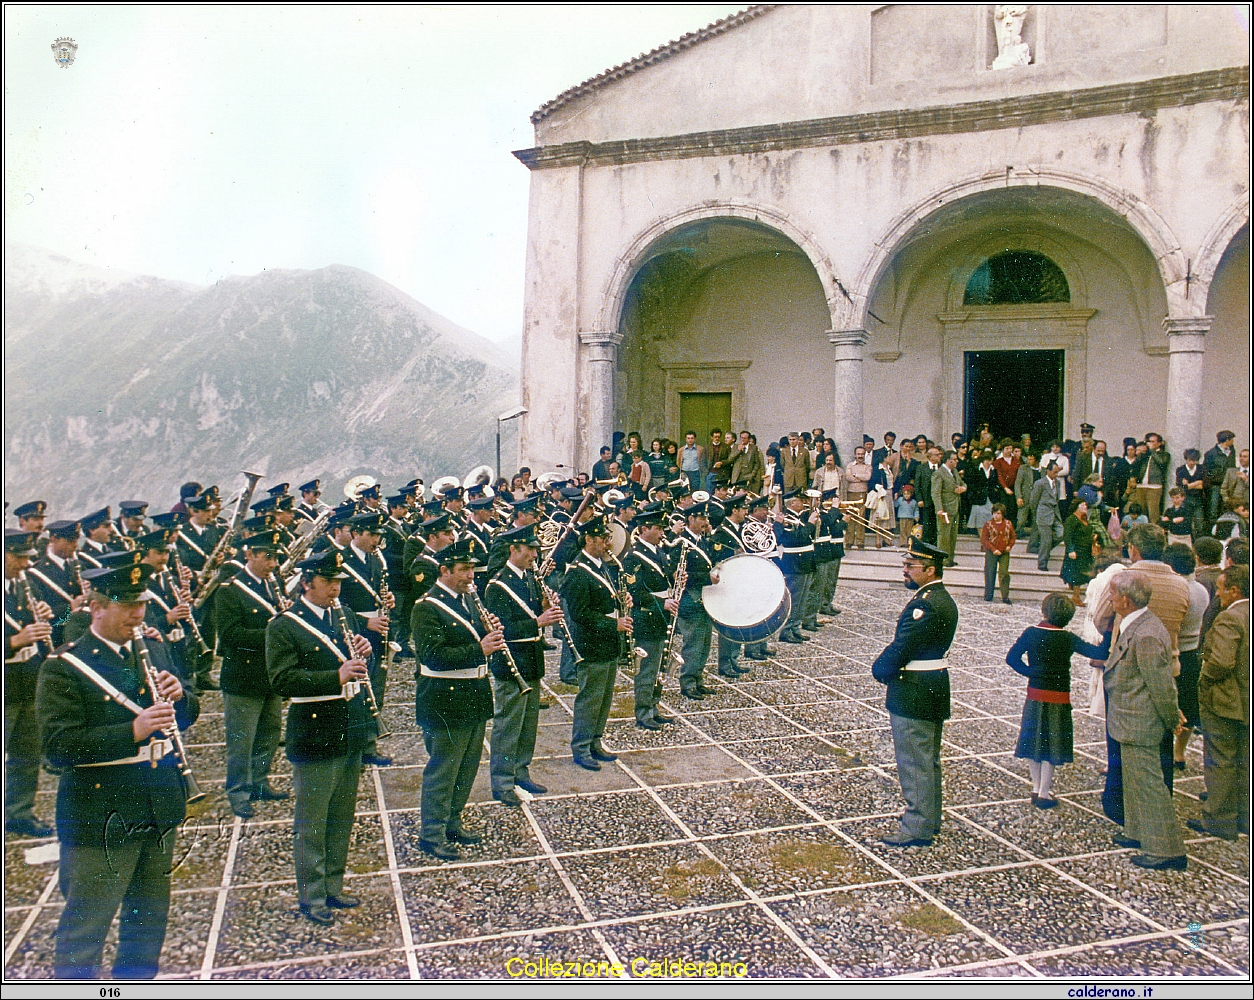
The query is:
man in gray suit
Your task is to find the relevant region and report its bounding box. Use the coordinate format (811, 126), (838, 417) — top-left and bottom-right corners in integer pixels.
(1029, 461), (1065, 571)
(931, 450), (963, 567)
(1104, 573), (1187, 870)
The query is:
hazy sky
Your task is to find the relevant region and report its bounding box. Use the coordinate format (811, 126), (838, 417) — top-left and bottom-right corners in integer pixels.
(4, 4), (744, 342)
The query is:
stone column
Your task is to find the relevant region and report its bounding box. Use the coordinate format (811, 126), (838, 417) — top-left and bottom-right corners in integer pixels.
(579, 331), (623, 470)
(829, 329), (868, 465)
(1162, 316), (1211, 456)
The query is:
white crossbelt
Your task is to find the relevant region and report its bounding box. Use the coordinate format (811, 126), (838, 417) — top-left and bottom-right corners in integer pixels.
(79, 738), (174, 767)
(902, 658), (949, 672)
(814, 535), (832, 543)
(781, 545), (814, 553)
(650, 590), (669, 598)
(419, 663), (488, 679)
(291, 681), (361, 703)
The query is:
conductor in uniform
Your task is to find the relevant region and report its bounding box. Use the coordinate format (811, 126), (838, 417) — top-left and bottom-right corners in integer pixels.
(36, 563), (200, 978)
(411, 539), (504, 859)
(871, 538), (959, 847)
(562, 515), (633, 768)
(265, 548), (373, 926)
(483, 524), (563, 804)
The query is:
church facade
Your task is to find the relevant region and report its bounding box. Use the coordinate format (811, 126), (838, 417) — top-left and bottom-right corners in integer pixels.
(513, 5), (1249, 470)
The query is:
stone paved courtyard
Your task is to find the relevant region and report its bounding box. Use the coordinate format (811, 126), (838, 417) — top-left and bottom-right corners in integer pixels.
(4, 587), (1249, 980)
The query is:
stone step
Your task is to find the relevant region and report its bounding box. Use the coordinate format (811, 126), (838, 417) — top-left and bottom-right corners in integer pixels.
(837, 544), (1069, 603)
(842, 541), (1063, 573)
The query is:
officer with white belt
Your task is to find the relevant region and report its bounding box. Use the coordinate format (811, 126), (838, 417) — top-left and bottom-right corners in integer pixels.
(871, 537), (959, 848)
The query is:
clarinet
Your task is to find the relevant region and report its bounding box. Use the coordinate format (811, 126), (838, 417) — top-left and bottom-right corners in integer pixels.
(378, 562), (395, 670)
(14, 576), (53, 659)
(611, 555), (642, 673)
(131, 627), (206, 803)
(68, 555), (86, 601)
(330, 600), (392, 740)
(467, 585), (532, 695)
(653, 539), (690, 702)
(166, 549), (212, 656)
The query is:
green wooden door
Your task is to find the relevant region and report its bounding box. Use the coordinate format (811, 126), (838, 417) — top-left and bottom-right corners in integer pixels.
(678, 392), (732, 448)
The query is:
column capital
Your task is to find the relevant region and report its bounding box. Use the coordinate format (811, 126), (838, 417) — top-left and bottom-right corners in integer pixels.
(1162, 315), (1213, 337)
(827, 328), (868, 348)
(578, 330), (624, 348)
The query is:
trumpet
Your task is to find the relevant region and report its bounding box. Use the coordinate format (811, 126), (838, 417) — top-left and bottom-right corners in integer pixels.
(467, 585), (532, 695)
(132, 627), (205, 803)
(331, 600), (391, 740)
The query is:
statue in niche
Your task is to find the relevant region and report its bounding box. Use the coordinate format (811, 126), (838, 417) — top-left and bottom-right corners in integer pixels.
(992, 4), (1032, 70)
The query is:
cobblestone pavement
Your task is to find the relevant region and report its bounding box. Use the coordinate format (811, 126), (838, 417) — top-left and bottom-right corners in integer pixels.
(5, 588), (1249, 979)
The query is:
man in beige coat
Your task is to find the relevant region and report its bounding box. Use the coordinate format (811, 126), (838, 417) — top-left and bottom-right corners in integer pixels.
(729, 431), (765, 496)
(1104, 573), (1187, 869)
(1125, 524), (1191, 676)
(781, 432), (813, 492)
(1190, 566), (1250, 840)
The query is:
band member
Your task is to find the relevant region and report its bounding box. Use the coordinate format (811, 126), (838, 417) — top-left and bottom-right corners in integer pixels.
(484, 525), (562, 803)
(382, 494), (414, 658)
(621, 505), (679, 729)
(440, 484), (467, 527)
(294, 480), (327, 524)
(14, 500), (48, 537)
(871, 538), (958, 847)
(805, 491), (839, 623)
(36, 563), (200, 978)
(562, 516), (632, 768)
(265, 548), (373, 925)
(28, 519), (88, 647)
(775, 490), (819, 644)
(815, 493), (846, 616)
(176, 492), (223, 691)
(138, 527), (194, 680)
(114, 501), (149, 549)
(77, 508), (114, 565)
(711, 493), (750, 679)
(406, 512), (455, 604)
(676, 500), (718, 699)
(313, 504), (356, 554)
(217, 530), (289, 818)
(411, 539), (502, 859)
(356, 482), (383, 515)
(5, 529), (54, 837)
(742, 496), (777, 661)
(485, 495), (542, 579)
(340, 512), (394, 768)
(462, 491), (497, 592)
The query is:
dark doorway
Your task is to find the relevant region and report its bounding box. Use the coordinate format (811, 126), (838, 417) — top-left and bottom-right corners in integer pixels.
(964, 350), (1063, 445)
(679, 392), (732, 449)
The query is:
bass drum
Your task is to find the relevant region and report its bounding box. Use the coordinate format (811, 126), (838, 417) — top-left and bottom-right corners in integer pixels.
(702, 554), (791, 643)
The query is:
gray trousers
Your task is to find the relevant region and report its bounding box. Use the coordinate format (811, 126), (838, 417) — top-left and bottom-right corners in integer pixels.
(1035, 519), (1064, 570)
(223, 691), (283, 809)
(291, 752), (363, 905)
(783, 573), (811, 632)
(4, 699), (40, 823)
(716, 631), (742, 676)
(1200, 708), (1250, 839)
(571, 659), (617, 755)
(633, 638), (665, 722)
(490, 674), (540, 794)
(421, 722), (485, 843)
(56, 830), (176, 978)
(816, 559), (841, 609)
(678, 610), (712, 690)
(1122, 740), (1185, 858)
(889, 712), (944, 839)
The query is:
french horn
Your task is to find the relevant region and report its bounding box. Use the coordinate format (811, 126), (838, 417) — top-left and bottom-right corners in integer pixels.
(741, 519), (777, 554)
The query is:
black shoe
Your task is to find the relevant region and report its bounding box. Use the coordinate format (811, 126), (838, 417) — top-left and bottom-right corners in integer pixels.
(763, 645), (778, 655)
(362, 753), (392, 767)
(326, 894), (360, 909)
(680, 688), (704, 701)
(880, 832), (933, 848)
(653, 711), (676, 723)
(637, 718), (664, 730)
(538, 700), (552, 710)
(419, 839), (460, 860)
(494, 789), (523, 806)
(251, 783), (289, 801)
(717, 671), (740, 680)
(516, 778), (547, 795)
(231, 802), (255, 819)
(983, 596), (994, 602)
(1131, 853), (1187, 871)
(299, 902), (335, 925)
(572, 753), (601, 771)
(733, 664), (752, 675)
(820, 605), (839, 615)
(743, 651), (768, 661)
(1187, 818), (1237, 841)
(696, 684), (715, 696)
(1002, 598), (1013, 605)
(801, 622), (819, 632)
(1033, 796), (1058, 810)
(5, 818), (53, 838)
(780, 631), (805, 644)
(590, 744), (617, 762)
(1173, 760), (1186, 771)
(1112, 833), (1141, 849)
(195, 677), (220, 691)
(447, 827), (482, 846)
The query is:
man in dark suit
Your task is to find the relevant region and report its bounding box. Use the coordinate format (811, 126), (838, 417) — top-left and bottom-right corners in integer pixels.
(872, 539), (958, 847)
(1102, 572), (1187, 870)
(36, 563), (200, 976)
(1205, 430), (1239, 525)
(914, 447), (941, 546)
(871, 432), (899, 476)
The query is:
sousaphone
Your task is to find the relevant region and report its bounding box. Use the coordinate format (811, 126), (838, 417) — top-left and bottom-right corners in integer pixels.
(343, 474), (378, 500)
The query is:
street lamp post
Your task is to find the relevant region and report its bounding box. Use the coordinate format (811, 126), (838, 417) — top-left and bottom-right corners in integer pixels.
(496, 406), (528, 485)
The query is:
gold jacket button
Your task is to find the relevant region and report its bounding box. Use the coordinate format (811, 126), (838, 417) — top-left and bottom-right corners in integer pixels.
(311, 713), (317, 718)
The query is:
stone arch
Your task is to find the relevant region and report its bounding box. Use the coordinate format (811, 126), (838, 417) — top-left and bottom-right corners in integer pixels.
(594, 201), (843, 336)
(1195, 191), (1251, 291)
(839, 166), (1190, 330)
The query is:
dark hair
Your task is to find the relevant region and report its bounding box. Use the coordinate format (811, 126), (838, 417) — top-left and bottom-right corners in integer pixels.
(749, 433), (757, 444)
(1094, 545), (1124, 571)
(766, 444), (780, 459)
(1126, 502), (1144, 517)
(179, 482), (202, 499)
(1220, 566), (1250, 598)
(1194, 536), (1223, 565)
(685, 431), (696, 438)
(991, 503), (1007, 516)
(885, 431), (896, 439)
(1226, 538), (1250, 566)
(997, 438), (1014, 450)
(1041, 592), (1076, 627)
(710, 427), (722, 436)
(1127, 523), (1167, 561)
(1218, 430), (1236, 443)
(1162, 544), (1197, 576)
(1184, 448), (1201, 462)
(600, 446), (611, 456)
